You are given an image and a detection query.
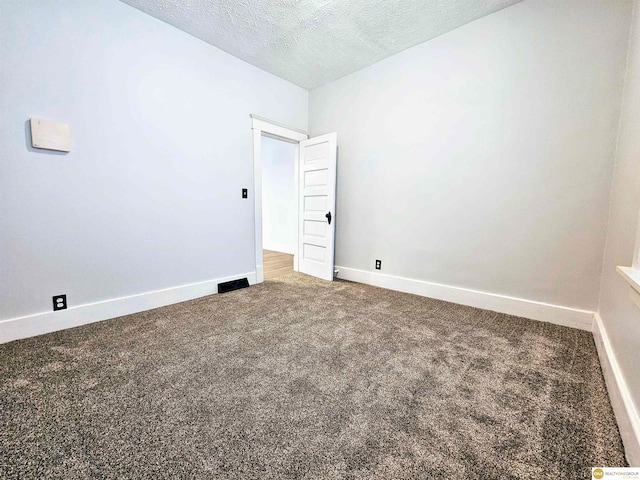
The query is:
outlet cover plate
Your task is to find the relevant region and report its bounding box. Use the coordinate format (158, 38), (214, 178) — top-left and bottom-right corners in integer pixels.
(52, 294), (67, 311)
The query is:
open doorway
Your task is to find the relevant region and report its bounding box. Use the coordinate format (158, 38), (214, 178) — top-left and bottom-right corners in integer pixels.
(261, 135), (296, 280)
(251, 115), (308, 284)
(251, 115), (337, 284)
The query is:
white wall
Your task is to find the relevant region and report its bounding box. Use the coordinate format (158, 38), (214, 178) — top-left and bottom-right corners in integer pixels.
(309, 0), (631, 312)
(597, 0), (640, 464)
(0, 0), (307, 324)
(261, 136), (297, 254)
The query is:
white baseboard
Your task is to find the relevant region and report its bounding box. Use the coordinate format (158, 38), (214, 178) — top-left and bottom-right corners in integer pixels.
(263, 243), (294, 255)
(593, 313), (640, 466)
(256, 265), (264, 284)
(0, 272), (257, 345)
(335, 266), (594, 331)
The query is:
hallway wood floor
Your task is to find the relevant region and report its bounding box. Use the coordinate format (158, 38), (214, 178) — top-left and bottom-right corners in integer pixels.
(263, 250), (293, 280)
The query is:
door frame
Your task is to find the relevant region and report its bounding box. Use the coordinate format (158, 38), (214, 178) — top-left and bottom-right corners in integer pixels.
(251, 115), (308, 284)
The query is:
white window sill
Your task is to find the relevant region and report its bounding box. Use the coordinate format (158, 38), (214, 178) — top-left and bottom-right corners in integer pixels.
(617, 266), (640, 309)
(617, 266), (640, 292)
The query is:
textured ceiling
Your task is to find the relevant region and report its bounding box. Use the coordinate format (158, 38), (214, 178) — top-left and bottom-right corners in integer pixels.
(119, 0), (523, 90)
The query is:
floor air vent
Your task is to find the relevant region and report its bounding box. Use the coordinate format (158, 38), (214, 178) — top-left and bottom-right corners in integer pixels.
(218, 278), (250, 294)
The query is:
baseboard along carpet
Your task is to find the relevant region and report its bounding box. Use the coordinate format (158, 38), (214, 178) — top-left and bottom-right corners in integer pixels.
(0, 273), (626, 479)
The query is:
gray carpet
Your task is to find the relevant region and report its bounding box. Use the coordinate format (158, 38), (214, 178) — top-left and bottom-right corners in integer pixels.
(0, 273), (626, 479)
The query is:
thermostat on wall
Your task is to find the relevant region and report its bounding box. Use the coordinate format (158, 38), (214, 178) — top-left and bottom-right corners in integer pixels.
(30, 118), (71, 152)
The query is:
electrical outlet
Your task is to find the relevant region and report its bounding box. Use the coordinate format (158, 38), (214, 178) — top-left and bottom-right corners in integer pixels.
(375, 260), (382, 270)
(52, 294), (67, 311)
(242, 188), (248, 199)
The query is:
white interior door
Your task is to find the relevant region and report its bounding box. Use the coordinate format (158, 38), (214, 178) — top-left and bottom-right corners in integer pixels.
(297, 132), (337, 281)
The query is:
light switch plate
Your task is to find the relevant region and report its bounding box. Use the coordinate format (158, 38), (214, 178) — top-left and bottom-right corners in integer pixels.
(30, 118), (71, 152)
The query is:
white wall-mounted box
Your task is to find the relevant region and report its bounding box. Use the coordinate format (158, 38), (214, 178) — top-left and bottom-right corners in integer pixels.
(30, 118), (71, 152)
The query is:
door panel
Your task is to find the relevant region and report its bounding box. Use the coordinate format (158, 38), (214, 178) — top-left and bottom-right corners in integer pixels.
(297, 132), (337, 281)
